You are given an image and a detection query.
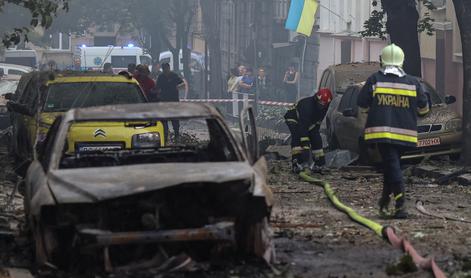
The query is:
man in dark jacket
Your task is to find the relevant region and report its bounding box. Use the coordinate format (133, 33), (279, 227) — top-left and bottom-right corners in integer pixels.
(156, 63), (186, 140)
(284, 88), (333, 173)
(358, 44), (430, 219)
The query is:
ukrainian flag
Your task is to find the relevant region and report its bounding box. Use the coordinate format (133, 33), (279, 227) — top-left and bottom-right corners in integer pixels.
(285, 0), (319, 37)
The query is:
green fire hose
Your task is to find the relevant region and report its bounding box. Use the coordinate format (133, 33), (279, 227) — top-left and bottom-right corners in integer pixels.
(298, 170), (446, 278)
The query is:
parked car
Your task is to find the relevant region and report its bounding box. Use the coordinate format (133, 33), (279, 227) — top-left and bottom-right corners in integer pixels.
(0, 62), (33, 76)
(23, 103), (274, 272)
(319, 62), (462, 162)
(327, 82), (462, 162)
(7, 72), (164, 165)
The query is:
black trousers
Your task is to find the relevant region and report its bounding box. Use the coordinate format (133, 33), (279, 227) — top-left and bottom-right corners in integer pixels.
(163, 120), (180, 141)
(377, 143), (405, 199)
(286, 122), (325, 166)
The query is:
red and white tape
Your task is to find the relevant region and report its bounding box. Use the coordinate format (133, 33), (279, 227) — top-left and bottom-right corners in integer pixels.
(180, 98), (294, 107)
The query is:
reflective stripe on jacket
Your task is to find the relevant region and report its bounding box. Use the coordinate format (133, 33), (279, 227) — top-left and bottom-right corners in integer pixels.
(284, 96), (328, 139)
(357, 71), (430, 147)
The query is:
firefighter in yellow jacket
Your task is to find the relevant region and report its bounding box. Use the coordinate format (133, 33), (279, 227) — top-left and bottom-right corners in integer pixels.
(358, 44), (430, 219)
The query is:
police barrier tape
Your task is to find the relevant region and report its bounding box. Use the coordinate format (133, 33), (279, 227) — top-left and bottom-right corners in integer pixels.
(180, 98), (294, 107)
(299, 171), (446, 278)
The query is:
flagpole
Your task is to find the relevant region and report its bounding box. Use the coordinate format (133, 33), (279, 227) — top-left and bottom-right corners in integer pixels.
(298, 35), (308, 100)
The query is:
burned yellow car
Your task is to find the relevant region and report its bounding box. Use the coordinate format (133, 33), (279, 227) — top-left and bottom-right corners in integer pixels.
(7, 72), (164, 162)
(23, 103), (273, 273)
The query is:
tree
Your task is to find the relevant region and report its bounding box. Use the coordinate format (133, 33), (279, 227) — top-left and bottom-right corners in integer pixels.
(0, 0), (68, 47)
(361, 0), (436, 77)
(200, 0), (223, 99)
(452, 0), (471, 165)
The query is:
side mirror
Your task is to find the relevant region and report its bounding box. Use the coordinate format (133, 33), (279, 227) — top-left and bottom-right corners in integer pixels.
(4, 93), (14, 100)
(445, 95), (456, 105)
(342, 108), (357, 117)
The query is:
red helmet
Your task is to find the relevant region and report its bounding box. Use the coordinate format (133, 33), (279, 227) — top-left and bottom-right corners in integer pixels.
(315, 88), (333, 105)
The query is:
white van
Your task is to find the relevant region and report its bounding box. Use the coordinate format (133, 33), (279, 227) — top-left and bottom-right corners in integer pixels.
(80, 46), (152, 72)
(159, 50), (205, 72)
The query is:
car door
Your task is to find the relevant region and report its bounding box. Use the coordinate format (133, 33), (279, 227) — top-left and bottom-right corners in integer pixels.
(239, 106), (259, 164)
(17, 80), (39, 158)
(25, 117), (62, 219)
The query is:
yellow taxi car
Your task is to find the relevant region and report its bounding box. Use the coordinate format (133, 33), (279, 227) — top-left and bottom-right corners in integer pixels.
(7, 72), (164, 164)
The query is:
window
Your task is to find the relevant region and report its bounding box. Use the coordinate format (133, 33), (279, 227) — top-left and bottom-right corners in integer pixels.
(421, 82), (444, 105)
(18, 82), (38, 108)
(111, 56), (137, 68)
(338, 87), (353, 113)
(319, 70), (330, 89)
(39, 116), (62, 170)
(59, 117), (238, 169)
(349, 87), (360, 115)
(140, 55), (152, 65)
(43, 82), (145, 112)
(8, 69), (26, 76)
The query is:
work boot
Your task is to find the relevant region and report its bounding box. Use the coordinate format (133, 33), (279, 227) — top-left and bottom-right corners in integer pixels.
(393, 192), (408, 219)
(292, 159), (303, 174)
(378, 195), (390, 216)
(393, 206), (408, 219)
(309, 162), (325, 174)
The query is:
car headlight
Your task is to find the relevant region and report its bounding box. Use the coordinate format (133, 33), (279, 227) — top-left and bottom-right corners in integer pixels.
(445, 119), (462, 132)
(132, 132), (161, 148)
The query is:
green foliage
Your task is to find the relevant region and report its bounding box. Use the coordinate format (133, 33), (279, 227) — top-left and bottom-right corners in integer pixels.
(361, 0), (436, 39)
(360, 9), (386, 39)
(1, 0), (69, 47)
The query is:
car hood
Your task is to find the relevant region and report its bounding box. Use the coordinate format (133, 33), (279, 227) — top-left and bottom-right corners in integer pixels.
(48, 162), (255, 204)
(417, 105), (460, 125)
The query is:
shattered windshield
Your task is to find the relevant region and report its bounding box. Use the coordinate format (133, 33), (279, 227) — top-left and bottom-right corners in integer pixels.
(43, 82), (146, 112)
(59, 117), (238, 169)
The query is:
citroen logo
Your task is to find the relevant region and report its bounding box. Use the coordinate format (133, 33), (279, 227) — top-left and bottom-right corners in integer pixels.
(94, 129), (106, 138)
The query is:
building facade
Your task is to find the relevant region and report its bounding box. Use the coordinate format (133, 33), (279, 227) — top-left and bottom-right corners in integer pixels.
(420, 0), (463, 115)
(317, 0), (386, 88)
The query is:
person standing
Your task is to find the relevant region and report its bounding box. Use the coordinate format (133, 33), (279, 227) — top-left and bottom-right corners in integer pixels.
(283, 64), (300, 103)
(227, 68), (242, 95)
(134, 64), (155, 100)
(239, 67), (256, 95)
(256, 67), (270, 100)
(156, 63), (186, 139)
(150, 61), (162, 81)
(284, 88), (333, 173)
(127, 63), (137, 75)
(357, 44), (430, 219)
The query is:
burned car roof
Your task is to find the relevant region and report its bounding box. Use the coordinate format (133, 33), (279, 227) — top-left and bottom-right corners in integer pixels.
(64, 102), (222, 122)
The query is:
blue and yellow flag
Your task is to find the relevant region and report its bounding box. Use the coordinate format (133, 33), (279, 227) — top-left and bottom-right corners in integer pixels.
(285, 0), (319, 37)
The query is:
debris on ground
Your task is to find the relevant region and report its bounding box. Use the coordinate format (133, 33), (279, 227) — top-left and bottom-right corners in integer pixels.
(325, 150), (359, 168)
(385, 254), (418, 275)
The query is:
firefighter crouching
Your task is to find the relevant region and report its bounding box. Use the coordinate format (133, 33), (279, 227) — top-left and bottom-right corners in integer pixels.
(358, 43), (430, 219)
(284, 88), (333, 173)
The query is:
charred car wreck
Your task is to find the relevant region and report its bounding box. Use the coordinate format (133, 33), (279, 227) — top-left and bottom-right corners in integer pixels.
(23, 102), (274, 274)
